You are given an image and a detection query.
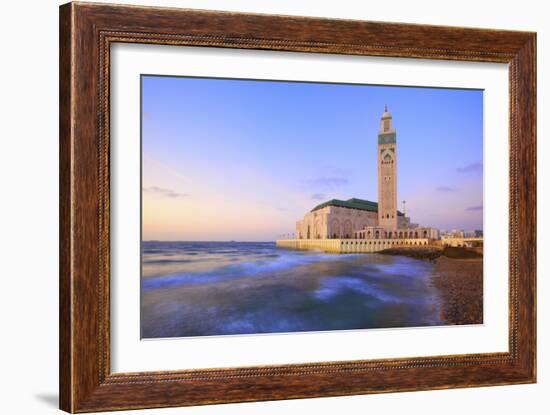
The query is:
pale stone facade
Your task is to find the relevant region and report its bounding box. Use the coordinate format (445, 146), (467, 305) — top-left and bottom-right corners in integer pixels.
(295, 106), (439, 241)
(295, 201), (378, 240)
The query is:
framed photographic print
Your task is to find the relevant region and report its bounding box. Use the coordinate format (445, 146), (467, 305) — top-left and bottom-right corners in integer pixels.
(59, 2), (536, 412)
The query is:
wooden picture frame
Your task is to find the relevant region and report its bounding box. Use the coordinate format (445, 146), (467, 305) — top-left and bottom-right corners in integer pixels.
(59, 2), (536, 412)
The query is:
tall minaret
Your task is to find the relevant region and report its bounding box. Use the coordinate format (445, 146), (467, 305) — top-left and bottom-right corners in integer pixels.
(377, 105), (398, 230)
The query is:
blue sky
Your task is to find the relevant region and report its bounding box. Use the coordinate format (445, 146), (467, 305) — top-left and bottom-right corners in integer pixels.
(142, 75), (483, 241)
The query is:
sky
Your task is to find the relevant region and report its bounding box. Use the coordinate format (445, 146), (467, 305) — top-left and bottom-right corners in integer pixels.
(142, 75), (483, 241)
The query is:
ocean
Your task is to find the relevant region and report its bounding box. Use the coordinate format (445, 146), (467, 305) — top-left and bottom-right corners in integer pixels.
(141, 241), (444, 338)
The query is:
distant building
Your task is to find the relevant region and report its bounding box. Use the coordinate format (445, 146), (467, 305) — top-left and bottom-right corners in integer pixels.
(440, 229), (483, 248)
(443, 230), (466, 238)
(295, 106), (439, 241)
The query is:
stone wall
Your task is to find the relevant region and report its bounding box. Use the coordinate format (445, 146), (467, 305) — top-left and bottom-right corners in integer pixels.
(276, 238), (431, 253)
(441, 237), (483, 248)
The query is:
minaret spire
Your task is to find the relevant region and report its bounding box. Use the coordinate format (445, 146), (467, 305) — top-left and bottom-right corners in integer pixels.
(379, 105), (395, 134)
(377, 105), (398, 230)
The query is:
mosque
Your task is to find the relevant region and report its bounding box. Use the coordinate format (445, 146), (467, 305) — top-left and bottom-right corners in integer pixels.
(293, 106), (439, 244)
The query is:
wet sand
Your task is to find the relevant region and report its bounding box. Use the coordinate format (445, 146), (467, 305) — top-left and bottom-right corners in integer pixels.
(380, 246), (483, 325)
(431, 256), (483, 325)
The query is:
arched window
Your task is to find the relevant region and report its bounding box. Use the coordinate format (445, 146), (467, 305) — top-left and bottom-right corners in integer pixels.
(343, 220), (352, 239)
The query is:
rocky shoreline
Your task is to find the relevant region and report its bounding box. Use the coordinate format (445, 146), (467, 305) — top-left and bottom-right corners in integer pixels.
(380, 246), (483, 325)
(379, 246), (482, 261)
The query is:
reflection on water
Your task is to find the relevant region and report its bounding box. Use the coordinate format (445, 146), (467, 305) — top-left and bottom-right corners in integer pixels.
(141, 241), (443, 338)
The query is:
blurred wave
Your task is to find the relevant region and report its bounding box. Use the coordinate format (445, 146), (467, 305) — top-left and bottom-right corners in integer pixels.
(141, 241), (444, 338)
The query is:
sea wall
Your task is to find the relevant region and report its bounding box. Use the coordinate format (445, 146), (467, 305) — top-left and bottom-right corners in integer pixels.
(276, 238), (430, 253)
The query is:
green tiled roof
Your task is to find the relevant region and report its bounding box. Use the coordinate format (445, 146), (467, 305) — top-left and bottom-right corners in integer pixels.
(378, 132), (396, 144)
(311, 197), (404, 216)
